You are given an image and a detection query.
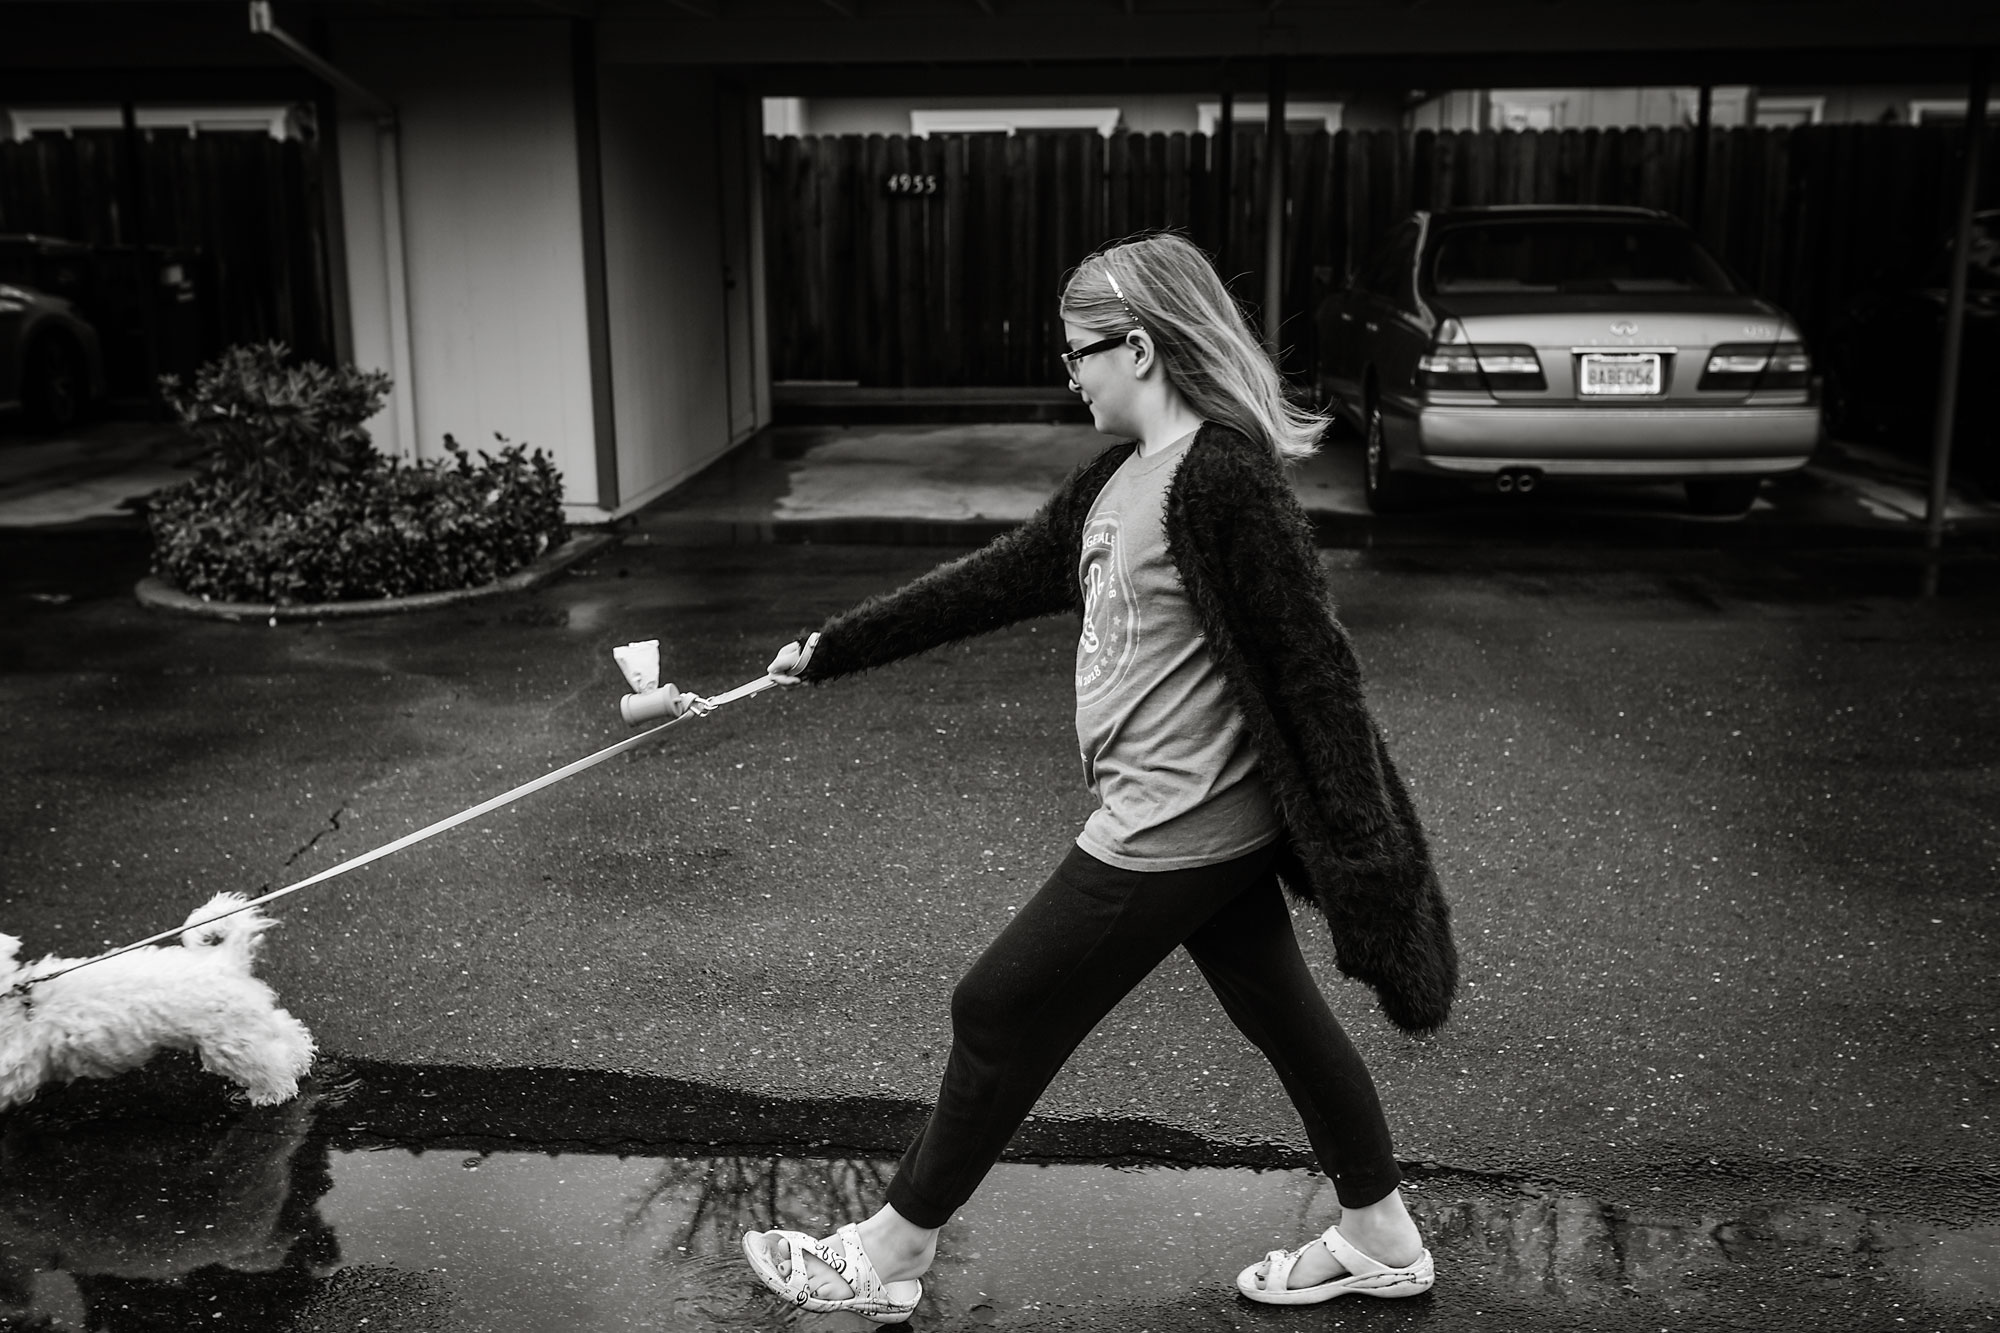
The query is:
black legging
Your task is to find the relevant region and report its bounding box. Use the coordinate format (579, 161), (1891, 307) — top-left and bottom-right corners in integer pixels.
(884, 841), (1404, 1229)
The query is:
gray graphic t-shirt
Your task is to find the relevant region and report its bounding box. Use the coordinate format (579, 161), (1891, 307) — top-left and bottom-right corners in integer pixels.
(1074, 430), (1280, 870)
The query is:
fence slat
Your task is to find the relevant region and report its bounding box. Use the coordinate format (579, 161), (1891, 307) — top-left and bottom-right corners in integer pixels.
(0, 128), (335, 390)
(765, 121), (2000, 387)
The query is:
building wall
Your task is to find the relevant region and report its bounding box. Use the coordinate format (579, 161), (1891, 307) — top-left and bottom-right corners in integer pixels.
(596, 66), (738, 515)
(1408, 84), (1989, 131)
(328, 19), (601, 512)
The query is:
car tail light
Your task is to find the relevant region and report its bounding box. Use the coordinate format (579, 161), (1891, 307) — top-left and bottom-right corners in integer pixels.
(1417, 343), (1547, 392)
(1474, 347), (1546, 389)
(1417, 347), (1482, 390)
(1700, 341), (1811, 390)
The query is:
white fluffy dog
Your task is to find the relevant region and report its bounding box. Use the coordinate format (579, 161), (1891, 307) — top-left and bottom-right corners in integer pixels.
(0, 893), (315, 1111)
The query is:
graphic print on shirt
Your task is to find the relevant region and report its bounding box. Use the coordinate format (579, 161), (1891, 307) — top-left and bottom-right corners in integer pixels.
(1076, 514), (1140, 706)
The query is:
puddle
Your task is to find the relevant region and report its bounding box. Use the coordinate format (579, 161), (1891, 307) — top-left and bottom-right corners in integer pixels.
(3, 1083), (1996, 1331)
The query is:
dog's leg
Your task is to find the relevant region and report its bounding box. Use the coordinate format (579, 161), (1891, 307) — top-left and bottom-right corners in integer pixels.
(194, 1008), (317, 1106)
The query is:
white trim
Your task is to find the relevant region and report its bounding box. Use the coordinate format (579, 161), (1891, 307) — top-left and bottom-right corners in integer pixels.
(1196, 100), (1342, 134)
(1909, 96), (1995, 124)
(1752, 96), (1823, 126)
(5, 105), (299, 140)
(910, 107), (1121, 137)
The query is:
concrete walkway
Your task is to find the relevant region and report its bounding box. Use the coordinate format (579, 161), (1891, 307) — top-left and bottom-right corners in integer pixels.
(5, 414), (1998, 547)
(0, 418), (205, 528)
(637, 421), (2000, 551)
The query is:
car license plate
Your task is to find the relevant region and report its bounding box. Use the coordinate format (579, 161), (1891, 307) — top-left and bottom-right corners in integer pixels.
(1579, 352), (1662, 396)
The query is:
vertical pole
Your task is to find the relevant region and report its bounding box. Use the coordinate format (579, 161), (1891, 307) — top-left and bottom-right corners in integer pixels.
(1922, 50), (1991, 598)
(316, 86), (355, 365)
(572, 17), (619, 511)
(117, 100), (141, 245)
(120, 99), (161, 404)
(1263, 56), (1286, 358)
(1217, 84), (1234, 272)
(1691, 83), (1712, 236)
(378, 118), (417, 461)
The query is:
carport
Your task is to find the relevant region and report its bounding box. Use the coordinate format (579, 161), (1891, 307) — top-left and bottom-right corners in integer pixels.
(2, 0), (1992, 556)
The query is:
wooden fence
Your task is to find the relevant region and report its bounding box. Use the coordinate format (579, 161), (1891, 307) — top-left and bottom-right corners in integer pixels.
(0, 129), (335, 392)
(765, 122), (2000, 388)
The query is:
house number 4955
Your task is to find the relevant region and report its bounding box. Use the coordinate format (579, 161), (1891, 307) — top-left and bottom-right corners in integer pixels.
(884, 173), (940, 196)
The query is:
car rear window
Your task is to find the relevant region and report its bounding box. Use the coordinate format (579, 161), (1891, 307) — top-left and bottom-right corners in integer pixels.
(1429, 220), (1737, 295)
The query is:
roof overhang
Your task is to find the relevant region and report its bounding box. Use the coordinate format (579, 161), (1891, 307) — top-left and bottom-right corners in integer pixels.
(0, 0), (1991, 96)
(590, 0), (1996, 76)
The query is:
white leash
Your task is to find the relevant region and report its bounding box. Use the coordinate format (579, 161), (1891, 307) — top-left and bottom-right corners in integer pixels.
(17, 672), (785, 992)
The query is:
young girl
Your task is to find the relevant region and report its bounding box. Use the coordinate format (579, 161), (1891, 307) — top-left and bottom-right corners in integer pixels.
(740, 232), (1458, 1323)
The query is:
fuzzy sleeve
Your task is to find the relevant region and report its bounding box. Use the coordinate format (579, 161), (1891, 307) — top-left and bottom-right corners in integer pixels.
(798, 444), (1132, 683)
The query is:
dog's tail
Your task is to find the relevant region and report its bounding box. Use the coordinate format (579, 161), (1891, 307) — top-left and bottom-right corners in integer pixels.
(178, 892), (278, 966)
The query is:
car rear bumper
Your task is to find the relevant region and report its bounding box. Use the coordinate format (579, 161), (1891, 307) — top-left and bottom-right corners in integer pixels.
(1408, 403), (1821, 476)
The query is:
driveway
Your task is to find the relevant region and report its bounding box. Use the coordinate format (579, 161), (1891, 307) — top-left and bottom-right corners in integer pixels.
(1, 529), (1995, 1330)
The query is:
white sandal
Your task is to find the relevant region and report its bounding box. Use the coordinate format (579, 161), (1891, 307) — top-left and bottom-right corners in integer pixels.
(1237, 1223), (1435, 1304)
(741, 1222), (923, 1324)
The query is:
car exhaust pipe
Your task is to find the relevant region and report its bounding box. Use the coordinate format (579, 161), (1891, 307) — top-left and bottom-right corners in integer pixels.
(1495, 467), (1542, 495)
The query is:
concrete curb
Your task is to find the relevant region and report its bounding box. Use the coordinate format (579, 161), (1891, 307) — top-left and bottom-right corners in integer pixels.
(134, 532), (617, 622)
(628, 510), (2000, 552)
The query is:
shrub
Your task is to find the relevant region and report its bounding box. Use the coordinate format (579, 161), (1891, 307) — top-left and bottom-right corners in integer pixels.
(149, 346), (569, 605)
(160, 343), (391, 505)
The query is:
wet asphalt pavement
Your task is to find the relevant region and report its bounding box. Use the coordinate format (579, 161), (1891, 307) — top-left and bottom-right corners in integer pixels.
(1, 525), (1997, 1331)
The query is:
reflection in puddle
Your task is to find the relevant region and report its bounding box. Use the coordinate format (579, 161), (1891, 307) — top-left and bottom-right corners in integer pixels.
(2, 1098), (1995, 1330)
(0, 1091), (335, 1330)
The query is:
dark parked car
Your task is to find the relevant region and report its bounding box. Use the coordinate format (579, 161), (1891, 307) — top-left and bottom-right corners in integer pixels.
(1821, 209), (1999, 492)
(0, 235), (106, 432)
(1318, 205), (1821, 514)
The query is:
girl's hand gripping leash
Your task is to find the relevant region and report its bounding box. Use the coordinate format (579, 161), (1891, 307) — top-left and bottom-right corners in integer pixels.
(765, 632), (819, 687)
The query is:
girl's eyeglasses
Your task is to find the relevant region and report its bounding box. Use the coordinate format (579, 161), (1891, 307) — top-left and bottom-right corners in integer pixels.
(1059, 332), (1135, 383)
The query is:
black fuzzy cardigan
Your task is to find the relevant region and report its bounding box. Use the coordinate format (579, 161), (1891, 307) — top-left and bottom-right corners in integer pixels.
(797, 422), (1458, 1034)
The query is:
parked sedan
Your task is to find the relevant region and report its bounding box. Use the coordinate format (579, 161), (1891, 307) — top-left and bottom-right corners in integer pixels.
(1318, 205), (1821, 514)
(0, 276), (105, 433)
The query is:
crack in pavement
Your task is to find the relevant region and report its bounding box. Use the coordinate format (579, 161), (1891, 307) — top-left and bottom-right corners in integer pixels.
(281, 804), (350, 870)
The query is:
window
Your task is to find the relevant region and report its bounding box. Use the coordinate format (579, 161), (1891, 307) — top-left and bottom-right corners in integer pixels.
(762, 98), (805, 137)
(1489, 92), (1568, 131)
(1195, 101), (1343, 134)
(1668, 88), (1753, 128)
(5, 105), (302, 140)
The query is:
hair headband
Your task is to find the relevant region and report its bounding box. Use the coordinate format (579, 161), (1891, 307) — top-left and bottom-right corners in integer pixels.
(1103, 261), (1142, 331)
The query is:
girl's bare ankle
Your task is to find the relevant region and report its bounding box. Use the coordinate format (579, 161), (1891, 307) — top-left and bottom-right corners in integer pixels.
(858, 1215), (938, 1280)
(1338, 1196), (1422, 1267)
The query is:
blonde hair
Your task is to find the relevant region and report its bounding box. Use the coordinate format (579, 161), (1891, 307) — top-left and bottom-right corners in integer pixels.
(1060, 232), (1326, 463)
